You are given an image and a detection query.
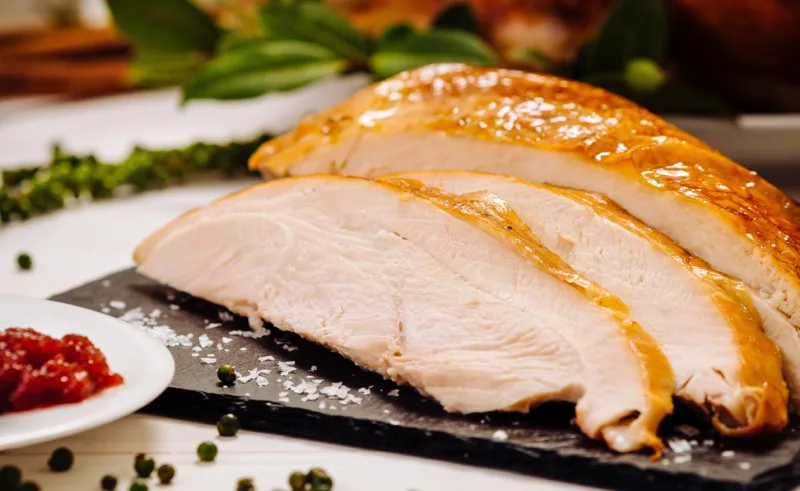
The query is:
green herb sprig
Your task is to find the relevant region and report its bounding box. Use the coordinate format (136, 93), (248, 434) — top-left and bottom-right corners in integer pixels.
(106, 0), (728, 115)
(0, 133), (271, 224)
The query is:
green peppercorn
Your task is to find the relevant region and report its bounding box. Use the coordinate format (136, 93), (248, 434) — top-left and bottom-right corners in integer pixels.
(288, 471), (307, 491)
(157, 464), (175, 484)
(307, 468), (332, 491)
(48, 447), (74, 472)
(624, 58), (666, 94)
(217, 365), (236, 385)
(134, 456), (155, 478)
(0, 465), (22, 491)
(18, 481), (40, 491)
(197, 441), (218, 462)
(101, 474), (118, 490)
(16, 253), (32, 271)
(129, 480), (148, 491)
(236, 478), (255, 491)
(217, 413), (241, 437)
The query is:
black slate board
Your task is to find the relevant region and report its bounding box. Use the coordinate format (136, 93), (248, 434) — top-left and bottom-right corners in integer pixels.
(50, 269), (800, 491)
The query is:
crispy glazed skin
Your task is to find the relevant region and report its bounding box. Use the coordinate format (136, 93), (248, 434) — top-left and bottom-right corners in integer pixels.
(249, 63), (800, 326)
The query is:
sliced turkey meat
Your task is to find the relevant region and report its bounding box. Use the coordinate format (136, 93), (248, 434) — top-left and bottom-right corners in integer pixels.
(134, 175), (673, 453)
(248, 64), (800, 397)
(383, 170), (789, 434)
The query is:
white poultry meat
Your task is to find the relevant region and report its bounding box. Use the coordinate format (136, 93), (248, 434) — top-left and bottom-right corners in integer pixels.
(134, 175), (673, 453)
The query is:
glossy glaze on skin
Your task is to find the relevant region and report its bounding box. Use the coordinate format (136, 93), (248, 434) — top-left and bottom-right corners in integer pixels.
(248, 63), (800, 328)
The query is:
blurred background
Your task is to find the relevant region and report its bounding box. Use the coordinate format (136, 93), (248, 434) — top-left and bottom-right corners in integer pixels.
(1, 0), (799, 179)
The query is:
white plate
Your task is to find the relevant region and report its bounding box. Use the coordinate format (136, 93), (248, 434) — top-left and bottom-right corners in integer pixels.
(0, 294), (175, 451)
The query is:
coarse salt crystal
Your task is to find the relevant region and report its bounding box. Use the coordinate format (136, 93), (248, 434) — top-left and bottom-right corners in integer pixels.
(310, 365), (317, 372)
(150, 309), (162, 319)
(739, 462), (751, 470)
(387, 389), (399, 397)
(319, 402), (327, 410)
(102, 280), (111, 287)
(388, 419), (400, 425)
(668, 439), (692, 454)
(674, 455), (692, 464)
(218, 311), (234, 321)
(109, 300), (126, 309)
(222, 337), (232, 344)
(201, 357), (216, 364)
(259, 356), (275, 362)
(239, 368), (270, 384)
(169, 304), (180, 311)
(192, 346), (202, 352)
(256, 376), (269, 387)
(383, 409), (390, 414)
(492, 430), (508, 441)
(721, 450), (735, 458)
(279, 397), (289, 403)
(279, 392), (289, 397)
(358, 387), (371, 395)
(206, 323), (221, 329)
(278, 361), (297, 376)
(198, 334), (214, 349)
(240, 347), (247, 351)
(101, 307), (110, 313)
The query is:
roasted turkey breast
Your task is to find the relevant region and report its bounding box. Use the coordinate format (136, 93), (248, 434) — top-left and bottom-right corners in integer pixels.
(248, 64), (800, 396)
(383, 170), (789, 433)
(134, 175), (673, 453)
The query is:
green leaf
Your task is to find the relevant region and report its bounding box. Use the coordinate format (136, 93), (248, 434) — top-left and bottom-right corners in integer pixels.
(129, 49), (210, 88)
(376, 23), (415, 51)
(182, 40), (347, 101)
(106, 0), (220, 53)
(370, 29), (498, 79)
(259, 1), (369, 60)
(579, 0), (666, 75)
(432, 3), (478, 33)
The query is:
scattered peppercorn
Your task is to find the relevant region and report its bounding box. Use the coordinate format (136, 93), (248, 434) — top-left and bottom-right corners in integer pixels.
(217, 365), (236, 385)
(18, 481), (40, 491)
(624, 58), (666, 94)
(16, 253), (32, 271)
(236, 478), (256, 491)
(134, 455), (155, 478)
(157, 464), (175, 484)
(217, 413), (241, 437)
(288, 471), (307, 491)
(129, 480), (148, 491)
(307, 468), (332, 491)
(48, 447), (74, 472)
(0, 465), (22, 490)
(101, 474), (118, 490)
(197, 441), (218, 462)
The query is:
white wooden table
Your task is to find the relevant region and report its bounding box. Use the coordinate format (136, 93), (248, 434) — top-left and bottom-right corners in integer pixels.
(0, 86), (594, 491)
